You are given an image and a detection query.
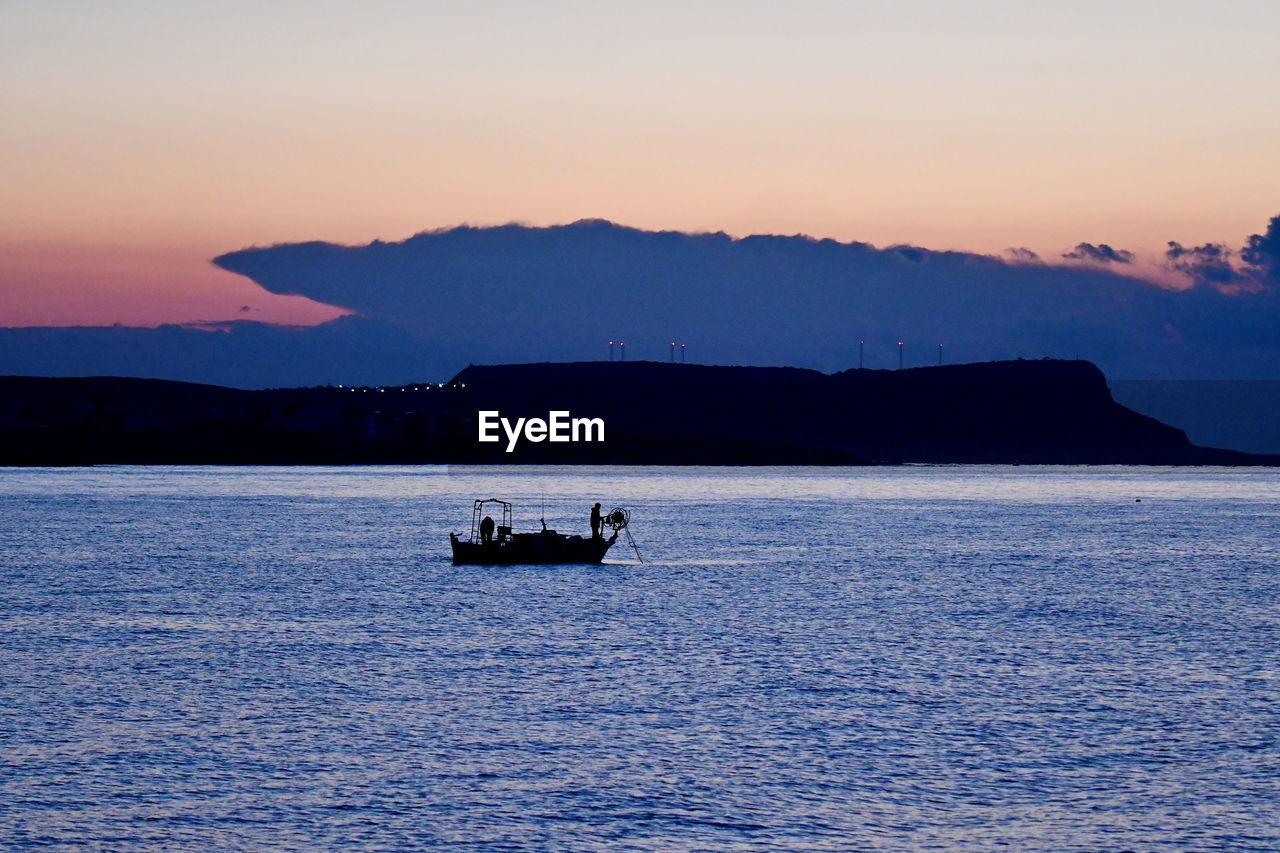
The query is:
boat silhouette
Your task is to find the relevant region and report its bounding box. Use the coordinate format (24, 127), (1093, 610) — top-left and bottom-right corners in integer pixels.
(450, 498), (634, 565)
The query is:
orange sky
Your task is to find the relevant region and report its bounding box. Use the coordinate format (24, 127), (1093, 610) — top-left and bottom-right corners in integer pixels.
(3, 1), (1278, 327)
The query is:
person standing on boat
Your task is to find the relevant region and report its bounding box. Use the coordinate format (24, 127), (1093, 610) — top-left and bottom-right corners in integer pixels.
(590, 502), (603, 540)
(480, 515), (495, 545)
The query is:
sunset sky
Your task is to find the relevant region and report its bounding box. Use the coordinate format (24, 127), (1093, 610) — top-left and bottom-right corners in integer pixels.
(3, 0), (1278, 326)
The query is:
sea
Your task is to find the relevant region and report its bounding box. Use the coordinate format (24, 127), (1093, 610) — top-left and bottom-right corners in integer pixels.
(2, 465), (1277, 852)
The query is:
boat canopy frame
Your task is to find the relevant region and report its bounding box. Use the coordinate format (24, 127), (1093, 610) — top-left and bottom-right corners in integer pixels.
(469, 498), (513, 543)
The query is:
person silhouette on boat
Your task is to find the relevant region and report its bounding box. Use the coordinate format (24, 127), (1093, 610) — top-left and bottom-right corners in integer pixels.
(590, 502), (603, 540)
(480, 514), (495, 545)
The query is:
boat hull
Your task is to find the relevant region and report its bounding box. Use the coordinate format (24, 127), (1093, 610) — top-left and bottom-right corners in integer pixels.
(450, 531), (617, 565)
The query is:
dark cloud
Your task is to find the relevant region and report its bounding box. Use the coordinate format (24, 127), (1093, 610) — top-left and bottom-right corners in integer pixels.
(1164, 217), (1280, 292)
(1063, 243), (1134, 264)
(7, 218), (1280, 386)
(1005, 248), (1042, 264)
(1241, 215), (1280, 283)
(208, 218), (1280, 380)
(1165, 241), (1252, 291)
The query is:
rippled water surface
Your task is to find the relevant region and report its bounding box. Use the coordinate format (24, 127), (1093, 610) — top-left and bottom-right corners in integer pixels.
(2, 465), (1278, 851)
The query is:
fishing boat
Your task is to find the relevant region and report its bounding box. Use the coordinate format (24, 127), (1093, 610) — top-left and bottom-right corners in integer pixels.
(450, 498), (639, 565)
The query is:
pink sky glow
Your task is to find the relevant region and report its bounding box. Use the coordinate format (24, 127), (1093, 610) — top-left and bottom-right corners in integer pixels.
(2, 1), (1276, 327)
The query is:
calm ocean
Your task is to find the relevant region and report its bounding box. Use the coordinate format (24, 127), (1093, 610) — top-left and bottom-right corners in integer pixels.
(2, 465), (1277, 851)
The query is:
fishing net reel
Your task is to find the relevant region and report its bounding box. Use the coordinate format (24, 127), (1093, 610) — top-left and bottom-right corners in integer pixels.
(605, 507), (643, 562)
